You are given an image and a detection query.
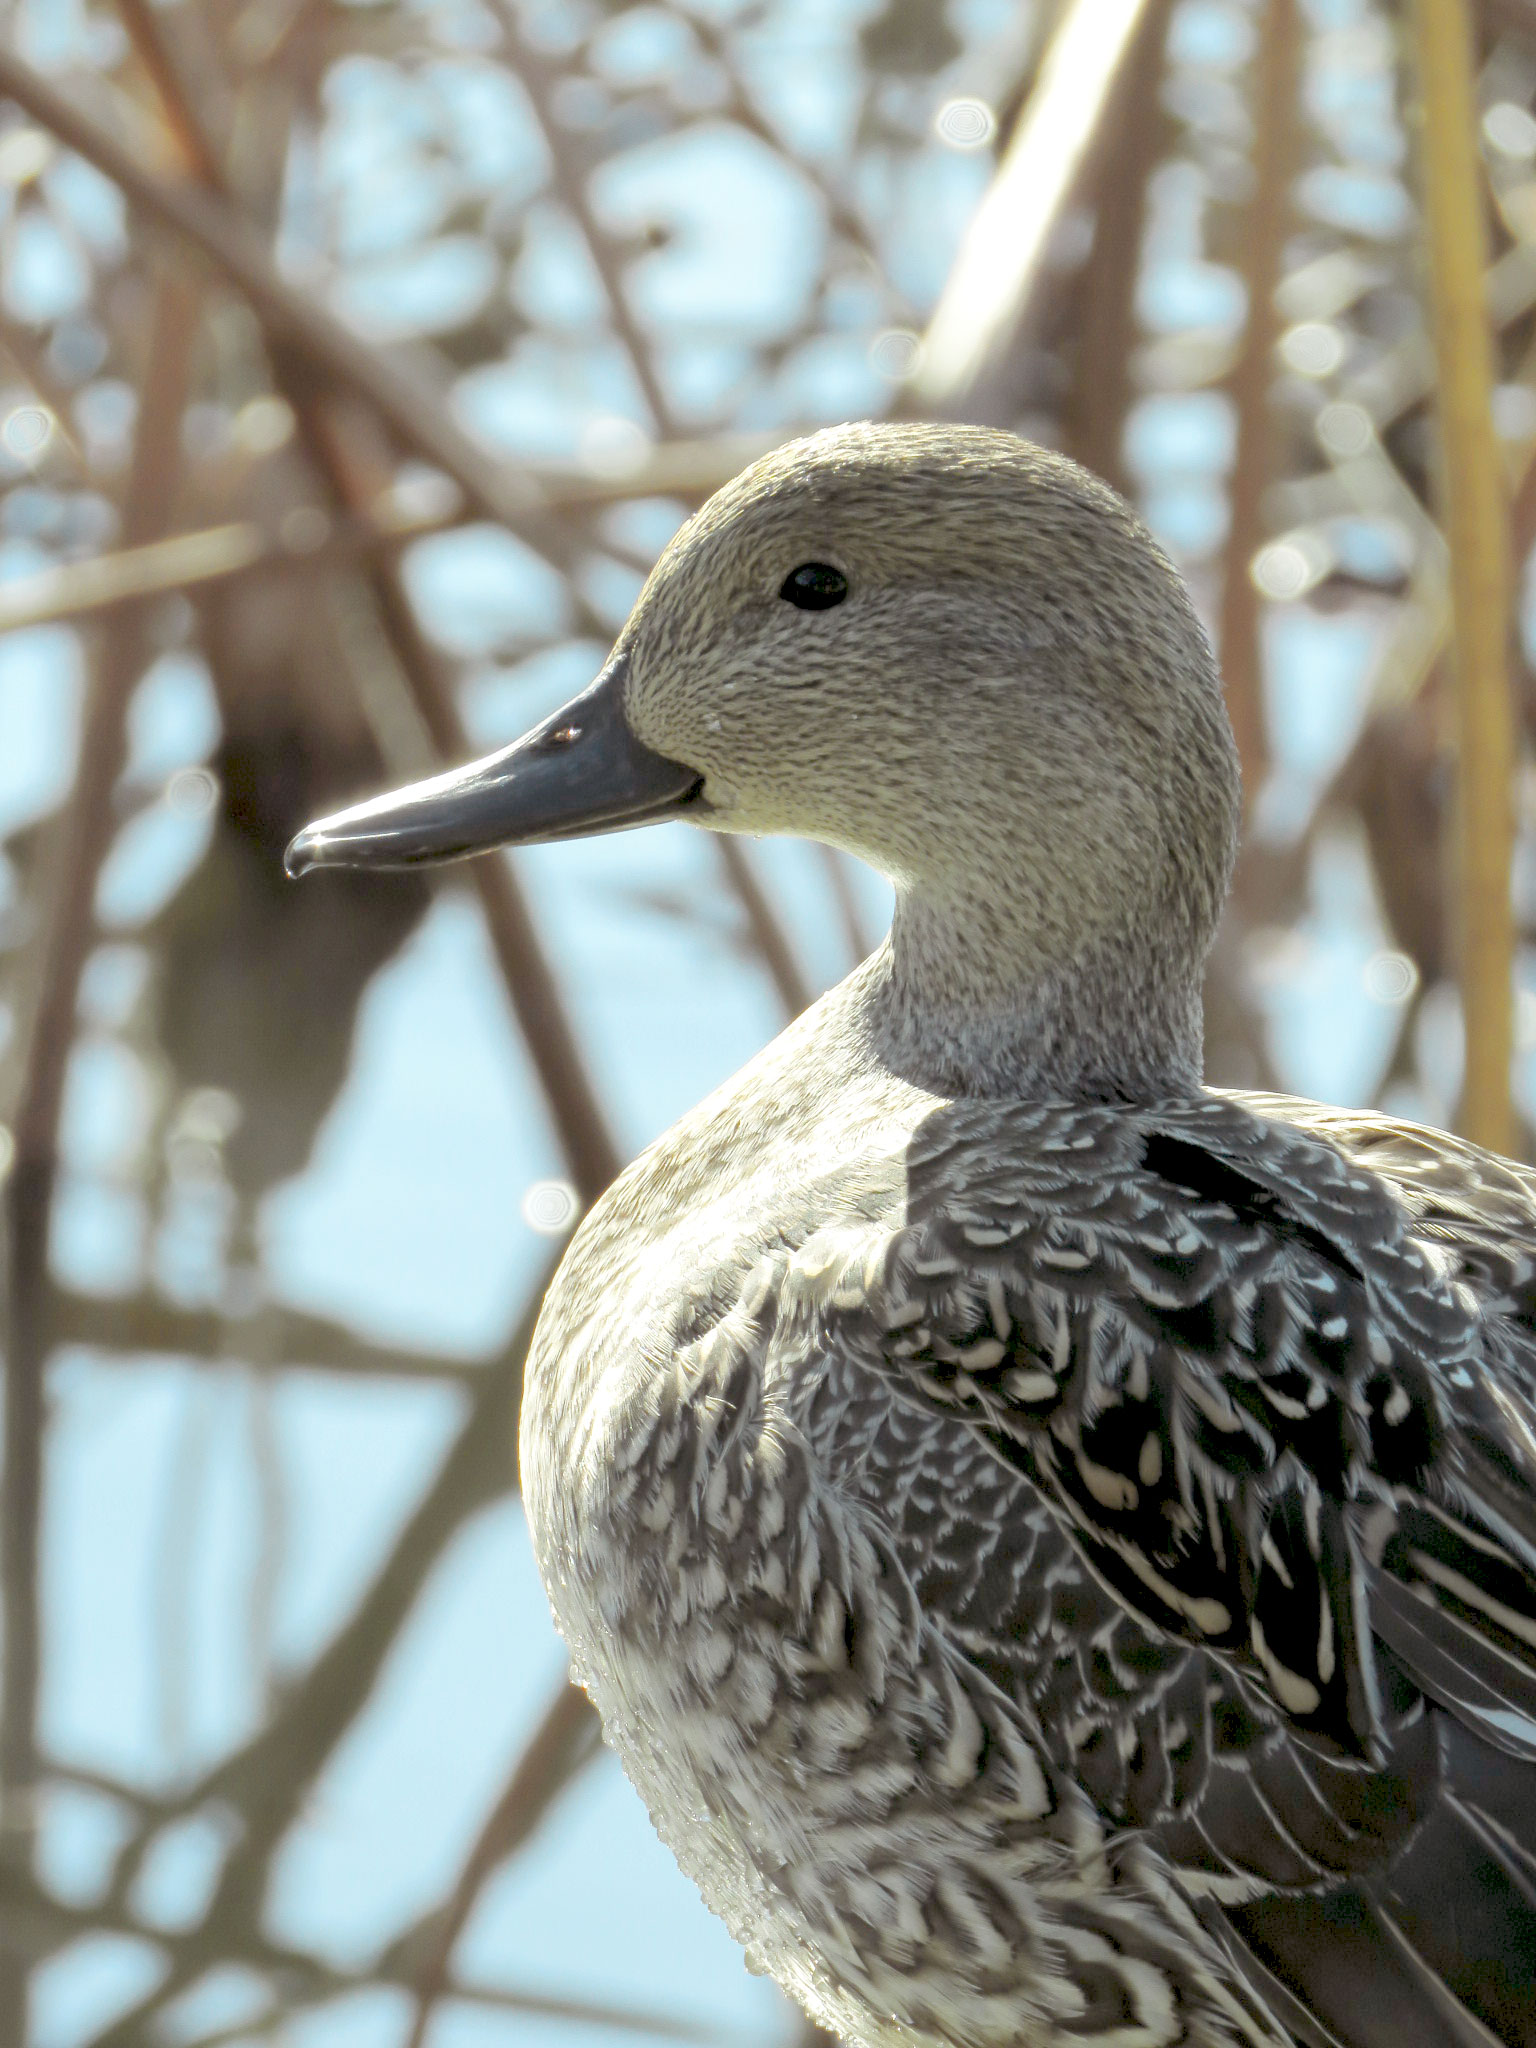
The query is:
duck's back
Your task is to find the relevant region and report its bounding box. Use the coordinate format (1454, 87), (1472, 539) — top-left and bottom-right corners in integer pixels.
(520, 1014), (1536, 2048)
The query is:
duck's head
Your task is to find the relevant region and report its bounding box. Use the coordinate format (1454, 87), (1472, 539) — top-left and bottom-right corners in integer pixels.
(287, 422), (1239, 1096)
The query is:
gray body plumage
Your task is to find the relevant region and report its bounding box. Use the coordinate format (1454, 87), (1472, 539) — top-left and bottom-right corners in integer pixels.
(296, 423), (1536, 2048)
(521, 955), (1536, 2048)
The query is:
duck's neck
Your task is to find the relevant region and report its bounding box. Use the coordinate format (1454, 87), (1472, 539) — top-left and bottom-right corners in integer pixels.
(858, 883), (1205, 1104)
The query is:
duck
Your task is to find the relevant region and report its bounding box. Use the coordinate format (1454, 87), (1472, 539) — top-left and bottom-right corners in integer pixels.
(287, 422), (1536, 2048)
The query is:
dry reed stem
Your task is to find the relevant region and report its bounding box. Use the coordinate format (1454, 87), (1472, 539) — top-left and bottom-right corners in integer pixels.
(1216, 0), (1300, 804)
(1064, 0), (1173, 494)
(1412, 0), (1517, 1154)
(717, 837), (816, 1018)
(914, 0), (1161, 410)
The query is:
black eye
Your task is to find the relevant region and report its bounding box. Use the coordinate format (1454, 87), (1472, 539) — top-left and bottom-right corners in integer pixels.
(779, 562), (848, 611)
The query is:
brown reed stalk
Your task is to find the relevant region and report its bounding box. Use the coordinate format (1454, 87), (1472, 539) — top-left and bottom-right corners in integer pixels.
(1217, 0), (1301, 804)
(1412, 0), (1517, 1154)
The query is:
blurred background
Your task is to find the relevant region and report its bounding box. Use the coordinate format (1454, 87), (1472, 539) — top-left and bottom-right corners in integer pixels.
(0, 0), (1528, 2043)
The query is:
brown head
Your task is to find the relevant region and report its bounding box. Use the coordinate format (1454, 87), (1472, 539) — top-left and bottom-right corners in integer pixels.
(288, 423), (1239, 1098)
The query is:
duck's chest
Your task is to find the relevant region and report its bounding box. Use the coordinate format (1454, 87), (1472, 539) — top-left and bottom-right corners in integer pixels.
(517, 1120), (928, 2000)
(513, 1075), (1250, 2048)
(519, 1007), (922, 1642)
(517, 1107), (907, 1703)
(517, 1193), (1157, 2048)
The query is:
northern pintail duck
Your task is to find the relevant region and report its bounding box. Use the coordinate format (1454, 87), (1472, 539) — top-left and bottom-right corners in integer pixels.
(289, 424), (1536, 2048)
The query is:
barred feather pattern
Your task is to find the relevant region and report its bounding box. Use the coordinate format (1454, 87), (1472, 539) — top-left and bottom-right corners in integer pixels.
(522, 1076), (1536, 2048)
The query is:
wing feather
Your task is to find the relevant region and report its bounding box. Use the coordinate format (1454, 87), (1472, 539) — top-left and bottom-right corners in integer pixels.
(824, 1093), (1536, 1769)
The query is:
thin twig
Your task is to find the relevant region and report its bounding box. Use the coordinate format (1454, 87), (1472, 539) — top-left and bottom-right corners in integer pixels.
(498, 20), (673, 433)
(96, 1272), (554, 2042)
(402, 1677), (601, 2048)
(683, 14), (895, 289)
(1215, 0), (1300, 802)
(0, 520), (269, 631)
(115, 0), (226, 184)
(532, 433), (779, 505)
(0, 46), (561, 550)
(48, 1284), (487, 1381)
(0, 315), (88, 464)
(246, 1366), (286, 1714)
(0, 431), (782, 638)
(0, 261), (201, 2041)
(0, 1844), (722, 2045)
(717, 838), (815, 1017)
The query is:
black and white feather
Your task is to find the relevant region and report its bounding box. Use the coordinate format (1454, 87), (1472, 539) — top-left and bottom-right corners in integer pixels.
(521, 1077), (1536, 2048)
(838, 1091), (1536, 2047)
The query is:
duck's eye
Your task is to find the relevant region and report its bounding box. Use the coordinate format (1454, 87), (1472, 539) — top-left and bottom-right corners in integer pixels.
(780, 562), (848, 611)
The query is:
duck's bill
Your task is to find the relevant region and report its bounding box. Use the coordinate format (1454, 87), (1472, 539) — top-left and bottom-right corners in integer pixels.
(284, 661), (705, 877)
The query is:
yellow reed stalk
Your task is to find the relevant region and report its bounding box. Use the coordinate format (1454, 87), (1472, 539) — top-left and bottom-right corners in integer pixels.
(1413, 0), (1517, 1155)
